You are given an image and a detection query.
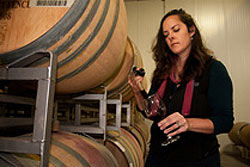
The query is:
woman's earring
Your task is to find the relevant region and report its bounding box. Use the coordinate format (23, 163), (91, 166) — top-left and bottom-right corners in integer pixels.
(190, 36), (194, 40)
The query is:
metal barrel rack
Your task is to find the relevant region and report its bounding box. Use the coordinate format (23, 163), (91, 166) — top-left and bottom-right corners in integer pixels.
(0, 51), (57, 167)
(59, 88), (133, 141)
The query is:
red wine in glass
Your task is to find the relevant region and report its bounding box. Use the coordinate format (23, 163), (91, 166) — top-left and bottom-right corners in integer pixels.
(144, 93), (180, 146)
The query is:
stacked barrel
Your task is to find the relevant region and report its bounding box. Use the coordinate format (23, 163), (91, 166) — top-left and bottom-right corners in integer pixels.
(0, 132), (120, 167)
(0, 0), (150, 166)
(228, 122), (250, 150)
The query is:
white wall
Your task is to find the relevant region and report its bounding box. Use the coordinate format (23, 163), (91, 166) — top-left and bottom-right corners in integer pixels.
(125, 0), (250, 146)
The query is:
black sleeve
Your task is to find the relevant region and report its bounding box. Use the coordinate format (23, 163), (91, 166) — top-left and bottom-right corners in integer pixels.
(140, 90), (148, 99)
(208, 60), (234, 135)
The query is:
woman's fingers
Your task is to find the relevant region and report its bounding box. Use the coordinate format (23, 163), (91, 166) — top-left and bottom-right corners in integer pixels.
(128, 75), (144, 93)
(158, 112), (189, 136)
(158, 112), (179, 129)
(167, 125), (186, 137)
(162, 122), (180, 135)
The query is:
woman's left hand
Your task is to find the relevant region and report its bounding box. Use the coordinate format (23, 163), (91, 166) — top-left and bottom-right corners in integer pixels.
(157, 112), (189, 137)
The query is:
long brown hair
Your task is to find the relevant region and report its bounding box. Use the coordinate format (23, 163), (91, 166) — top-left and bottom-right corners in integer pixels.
(151, 9), (213, 85)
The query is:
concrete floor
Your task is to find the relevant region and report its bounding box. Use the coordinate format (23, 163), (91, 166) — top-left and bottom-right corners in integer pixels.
(220, 144), (250, 167)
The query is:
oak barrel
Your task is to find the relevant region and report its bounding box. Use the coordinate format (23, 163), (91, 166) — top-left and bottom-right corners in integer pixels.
(228, 122), (249, 145)
(0, 131), (119, 167)
(239, 124), (250, 149)
(135, 119), (150, 144)
(0, 0), (128, 94)
(105, 128), (144, 167)
(125, 125), (147, 159)
(92, 37), (147, 102)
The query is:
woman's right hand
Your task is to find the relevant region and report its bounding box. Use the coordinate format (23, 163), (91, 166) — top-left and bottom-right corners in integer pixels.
(128, 71), (144, 94)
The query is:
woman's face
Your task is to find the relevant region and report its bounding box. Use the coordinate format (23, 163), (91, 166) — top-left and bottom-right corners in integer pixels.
(162, 15), (195, 57)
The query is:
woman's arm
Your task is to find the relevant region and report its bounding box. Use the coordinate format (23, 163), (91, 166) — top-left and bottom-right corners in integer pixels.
(128, 73), (147, 111)
(207, 60), (234, 134)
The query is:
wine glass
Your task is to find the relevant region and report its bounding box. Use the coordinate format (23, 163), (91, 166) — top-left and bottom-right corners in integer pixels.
(144, 93), (180, 146)
(128, 67), (179, 146)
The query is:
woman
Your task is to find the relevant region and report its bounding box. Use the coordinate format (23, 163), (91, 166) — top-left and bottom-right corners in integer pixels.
(128, 9), (234, 167)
